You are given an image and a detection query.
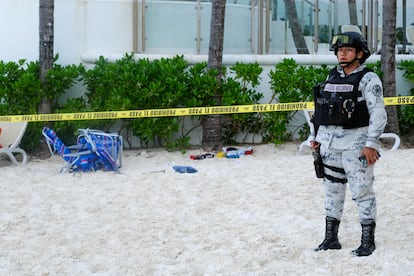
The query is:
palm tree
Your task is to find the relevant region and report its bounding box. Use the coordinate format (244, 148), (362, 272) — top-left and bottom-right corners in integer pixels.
(38, 0), (54, 115)
(348, 0), (358, 26)
(201, 0), (226, 150)
(284, 0), (309, 54)
(381, 0), (400, 135)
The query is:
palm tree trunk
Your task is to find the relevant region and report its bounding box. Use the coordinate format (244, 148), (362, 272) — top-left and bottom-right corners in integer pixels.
(348, 0), (358, 26)
(381, 0), (400, 135)
(284, 0), (309, 54)
(38, 0), (54, 114)
(202, 0), (226, 150)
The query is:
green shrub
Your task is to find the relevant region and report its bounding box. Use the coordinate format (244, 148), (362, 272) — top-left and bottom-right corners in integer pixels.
(0, 58), (84, 151)
(82, 54), (194, 150)
(81, 56), (265, 150)
(2, 55), (413, 153)
(398, 60), (414, 134)
(267, 58), (329, 143)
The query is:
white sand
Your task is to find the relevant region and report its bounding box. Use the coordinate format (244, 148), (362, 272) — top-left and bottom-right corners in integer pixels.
(1, 143), (413, 275)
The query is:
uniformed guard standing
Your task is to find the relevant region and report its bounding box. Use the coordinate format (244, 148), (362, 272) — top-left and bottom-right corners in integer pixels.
(309, 31), (387, 257)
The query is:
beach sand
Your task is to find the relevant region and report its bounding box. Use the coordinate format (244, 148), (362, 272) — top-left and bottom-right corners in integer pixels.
(1, 143), (413, 275)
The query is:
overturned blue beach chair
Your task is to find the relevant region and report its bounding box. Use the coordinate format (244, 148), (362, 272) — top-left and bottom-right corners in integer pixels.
(77, 128), (123, 169)
(42, 127), (122, 173)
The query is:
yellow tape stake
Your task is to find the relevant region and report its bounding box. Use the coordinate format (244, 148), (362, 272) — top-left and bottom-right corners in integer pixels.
(1, 96), (413, 123)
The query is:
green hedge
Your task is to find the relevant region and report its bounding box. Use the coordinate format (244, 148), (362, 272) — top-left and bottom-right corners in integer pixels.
(1, 55), (413, 153)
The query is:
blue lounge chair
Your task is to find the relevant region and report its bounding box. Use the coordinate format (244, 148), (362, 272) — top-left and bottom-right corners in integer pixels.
(42, 127), (122, 173)
(77, 128), (123, 170)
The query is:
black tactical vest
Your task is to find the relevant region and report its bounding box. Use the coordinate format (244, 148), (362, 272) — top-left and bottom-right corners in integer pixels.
(313, 67), (371, 129)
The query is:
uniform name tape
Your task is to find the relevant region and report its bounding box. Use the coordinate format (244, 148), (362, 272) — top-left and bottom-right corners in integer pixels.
(1, 96), (413, 122)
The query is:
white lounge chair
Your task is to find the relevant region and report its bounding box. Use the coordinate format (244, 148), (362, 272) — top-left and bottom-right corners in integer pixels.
(0, 121), (28, 165)
(299, 110), (400, 152)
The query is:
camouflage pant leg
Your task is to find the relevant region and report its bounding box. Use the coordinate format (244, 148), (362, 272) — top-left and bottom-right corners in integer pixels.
(342, 149), (377, 223)
(320, 145), (347, 220)
(320, 145), (377, 223)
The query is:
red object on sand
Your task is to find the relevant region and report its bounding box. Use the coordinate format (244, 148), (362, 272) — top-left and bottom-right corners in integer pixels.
(190, 153), (215, 160)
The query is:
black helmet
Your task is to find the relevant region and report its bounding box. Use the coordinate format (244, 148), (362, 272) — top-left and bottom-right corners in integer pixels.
(331, 32), (371, 64)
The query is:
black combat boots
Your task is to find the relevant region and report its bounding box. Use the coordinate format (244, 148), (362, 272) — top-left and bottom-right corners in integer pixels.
(315, 216), (342, 251)
(351, 220), (376, 257)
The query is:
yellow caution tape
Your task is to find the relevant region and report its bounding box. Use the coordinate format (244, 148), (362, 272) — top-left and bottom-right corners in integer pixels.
(383, 96), (414, 106)
(0, 96), (413, 123)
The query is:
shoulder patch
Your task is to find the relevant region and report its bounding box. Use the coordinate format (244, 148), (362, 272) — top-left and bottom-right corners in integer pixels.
(372, 84), (382, 97)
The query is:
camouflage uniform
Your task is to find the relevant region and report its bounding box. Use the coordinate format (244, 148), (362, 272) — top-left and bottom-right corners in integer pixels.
(310, 64), (387, 224)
